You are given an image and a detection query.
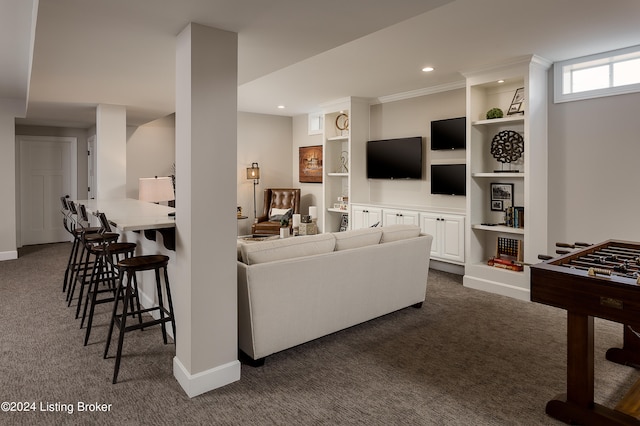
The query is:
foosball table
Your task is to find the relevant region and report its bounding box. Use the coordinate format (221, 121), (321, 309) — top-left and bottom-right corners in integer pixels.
(531, 240), (640, 425)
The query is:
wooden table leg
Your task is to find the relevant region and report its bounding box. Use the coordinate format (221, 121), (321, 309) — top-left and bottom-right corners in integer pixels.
(545, 312), (594, 423)
(546, 313), (640, 425)
(607, 324), (640, 367)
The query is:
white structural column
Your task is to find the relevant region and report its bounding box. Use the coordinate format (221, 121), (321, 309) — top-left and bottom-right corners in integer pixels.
(0, 102), (19, 260)
(95, 104), (127, 199)
(173, 23), (240, 397)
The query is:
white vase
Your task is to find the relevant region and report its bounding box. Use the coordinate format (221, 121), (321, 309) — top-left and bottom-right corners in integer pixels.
(280, 227), (290, 238)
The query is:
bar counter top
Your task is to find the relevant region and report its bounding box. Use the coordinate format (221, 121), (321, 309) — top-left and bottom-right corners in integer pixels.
(75, 198), (175, 232)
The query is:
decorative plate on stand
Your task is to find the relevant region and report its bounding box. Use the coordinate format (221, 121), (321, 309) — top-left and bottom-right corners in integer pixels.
(490, 130), (524, 172)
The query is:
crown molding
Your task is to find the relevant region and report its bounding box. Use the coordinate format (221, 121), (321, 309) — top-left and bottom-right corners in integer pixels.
(372, 80), (466, 105)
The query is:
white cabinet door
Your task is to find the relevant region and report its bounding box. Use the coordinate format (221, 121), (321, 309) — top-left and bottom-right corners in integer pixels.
(440, 214), (465, 263)
(382, 209), (420, 226)
(419, 213), (441, 258)
(419, 212), (465, 263)
(351, 205), (382, 229)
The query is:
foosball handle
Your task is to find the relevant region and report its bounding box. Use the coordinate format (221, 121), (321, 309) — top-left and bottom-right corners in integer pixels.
(538, 254), (553, 260)
(556, 242), (575, 248)
(575, 242), (591, 247)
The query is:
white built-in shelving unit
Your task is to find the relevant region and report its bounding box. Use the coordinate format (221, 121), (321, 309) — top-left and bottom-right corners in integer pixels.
(321, 97), (370, 232)
(463, 55), (551, 300)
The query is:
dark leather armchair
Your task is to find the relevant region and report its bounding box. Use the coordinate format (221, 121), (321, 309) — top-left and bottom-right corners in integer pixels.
(251, 188), (301, 235)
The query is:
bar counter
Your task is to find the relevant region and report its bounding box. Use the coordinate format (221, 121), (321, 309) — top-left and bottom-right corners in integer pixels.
(74, 198), (175, 250)
(74, 198), (175, 231)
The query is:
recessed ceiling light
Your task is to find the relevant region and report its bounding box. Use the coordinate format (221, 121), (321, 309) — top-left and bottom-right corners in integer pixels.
(497, 80), (505, 83)
(277, 105), (285, 109)
(422, 67), (434, 72)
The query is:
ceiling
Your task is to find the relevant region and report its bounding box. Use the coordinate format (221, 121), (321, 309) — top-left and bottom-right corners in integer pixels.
(3, 0), (640, 128)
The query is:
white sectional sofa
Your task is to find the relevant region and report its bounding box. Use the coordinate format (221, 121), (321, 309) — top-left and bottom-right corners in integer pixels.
(237, 224), (433, 365)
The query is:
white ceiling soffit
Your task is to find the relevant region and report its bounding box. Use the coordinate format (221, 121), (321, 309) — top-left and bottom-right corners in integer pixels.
(0, 0), (38, 116)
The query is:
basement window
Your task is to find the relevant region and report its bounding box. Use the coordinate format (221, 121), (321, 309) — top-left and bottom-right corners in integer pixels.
(554, 45), (640, 103)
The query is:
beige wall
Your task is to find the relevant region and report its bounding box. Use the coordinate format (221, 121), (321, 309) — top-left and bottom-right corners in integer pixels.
(126, 114), (176, 199)
(548, 84), (640, 246)
(291, 114), (324, 229)
(368, 88), (466, 210)
(237, 112), (293, 235)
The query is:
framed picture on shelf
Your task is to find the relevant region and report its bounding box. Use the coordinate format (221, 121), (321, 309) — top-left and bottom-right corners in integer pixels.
(490, 183), (513, 211)
(507, 87), (524, 115)
(339, 214), (349, 232)
(299, 145), (323, 183)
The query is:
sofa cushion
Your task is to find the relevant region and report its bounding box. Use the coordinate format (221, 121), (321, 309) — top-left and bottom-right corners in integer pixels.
(241, 233), (335, 265)
(333, 227), (383, 251)
(380, 224), (421, 243)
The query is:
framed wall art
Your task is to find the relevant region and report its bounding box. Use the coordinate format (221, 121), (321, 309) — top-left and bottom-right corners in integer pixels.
(490, 183), (513, 211)
(299, 145), (323, 183)
(507, 87), (525, 115)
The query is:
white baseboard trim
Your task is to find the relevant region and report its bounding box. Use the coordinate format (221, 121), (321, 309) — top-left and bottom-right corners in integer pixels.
(0, 250), (18, 261)
(463, 276), (530, 301)
(173, 356), (241, 398)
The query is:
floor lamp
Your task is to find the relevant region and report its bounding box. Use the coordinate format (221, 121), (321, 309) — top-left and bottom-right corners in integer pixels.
(246, 163), (260, 223)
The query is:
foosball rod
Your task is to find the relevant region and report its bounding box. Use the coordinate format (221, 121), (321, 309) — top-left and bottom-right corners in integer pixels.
(569, 258), (640, 274)
(560, 262), (639, 281)
(582, 253), (640, 269)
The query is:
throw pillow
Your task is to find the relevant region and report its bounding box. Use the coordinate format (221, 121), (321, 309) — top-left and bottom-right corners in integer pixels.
(269, 207), (292, 222)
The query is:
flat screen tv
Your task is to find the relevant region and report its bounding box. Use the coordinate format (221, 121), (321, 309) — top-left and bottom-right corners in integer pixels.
(430, 117), (466, 150)
(431, 164), (466, 196)
(366, 136), (422, 180)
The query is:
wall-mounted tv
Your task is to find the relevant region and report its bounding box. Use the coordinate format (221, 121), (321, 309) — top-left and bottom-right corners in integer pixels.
(430, 117), (466, 150)
(366, 136), (422, 180)
(431, 164), (466, 196)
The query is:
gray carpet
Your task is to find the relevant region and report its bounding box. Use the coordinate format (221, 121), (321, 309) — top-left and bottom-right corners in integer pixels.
(1, 242), (638, 425)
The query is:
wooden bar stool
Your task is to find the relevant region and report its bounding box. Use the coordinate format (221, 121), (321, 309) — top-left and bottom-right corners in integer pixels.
(62, 200), (101, 296)
(103, 254), (175, 384)
(68, 205), (119, 318)
(81, 212), (139, 346)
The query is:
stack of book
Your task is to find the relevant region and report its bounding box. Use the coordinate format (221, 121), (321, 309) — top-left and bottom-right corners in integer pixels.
(487, 257), (524, 271)
(504, 206), (524, 228)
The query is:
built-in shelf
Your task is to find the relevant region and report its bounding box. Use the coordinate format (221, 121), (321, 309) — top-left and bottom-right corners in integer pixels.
(464, 55), (550, 301)
(472, 172), (524, 178)
(472, 224), (525, 235)
(472, 116), (524, 126)
(327, 208), (348, 213)
(321, 97), (369, 233)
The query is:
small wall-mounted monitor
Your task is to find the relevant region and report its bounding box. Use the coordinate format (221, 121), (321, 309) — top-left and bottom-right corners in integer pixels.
(430, 117), (466, 150)
(431, 164), (466, 196)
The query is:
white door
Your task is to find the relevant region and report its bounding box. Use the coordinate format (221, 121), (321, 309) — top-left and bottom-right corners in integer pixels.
(19, 136), (77, 245)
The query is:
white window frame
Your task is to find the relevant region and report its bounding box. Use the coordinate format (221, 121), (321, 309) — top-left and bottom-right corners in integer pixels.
(554, 44), (640, 103)
(308, 111), (323, 135)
